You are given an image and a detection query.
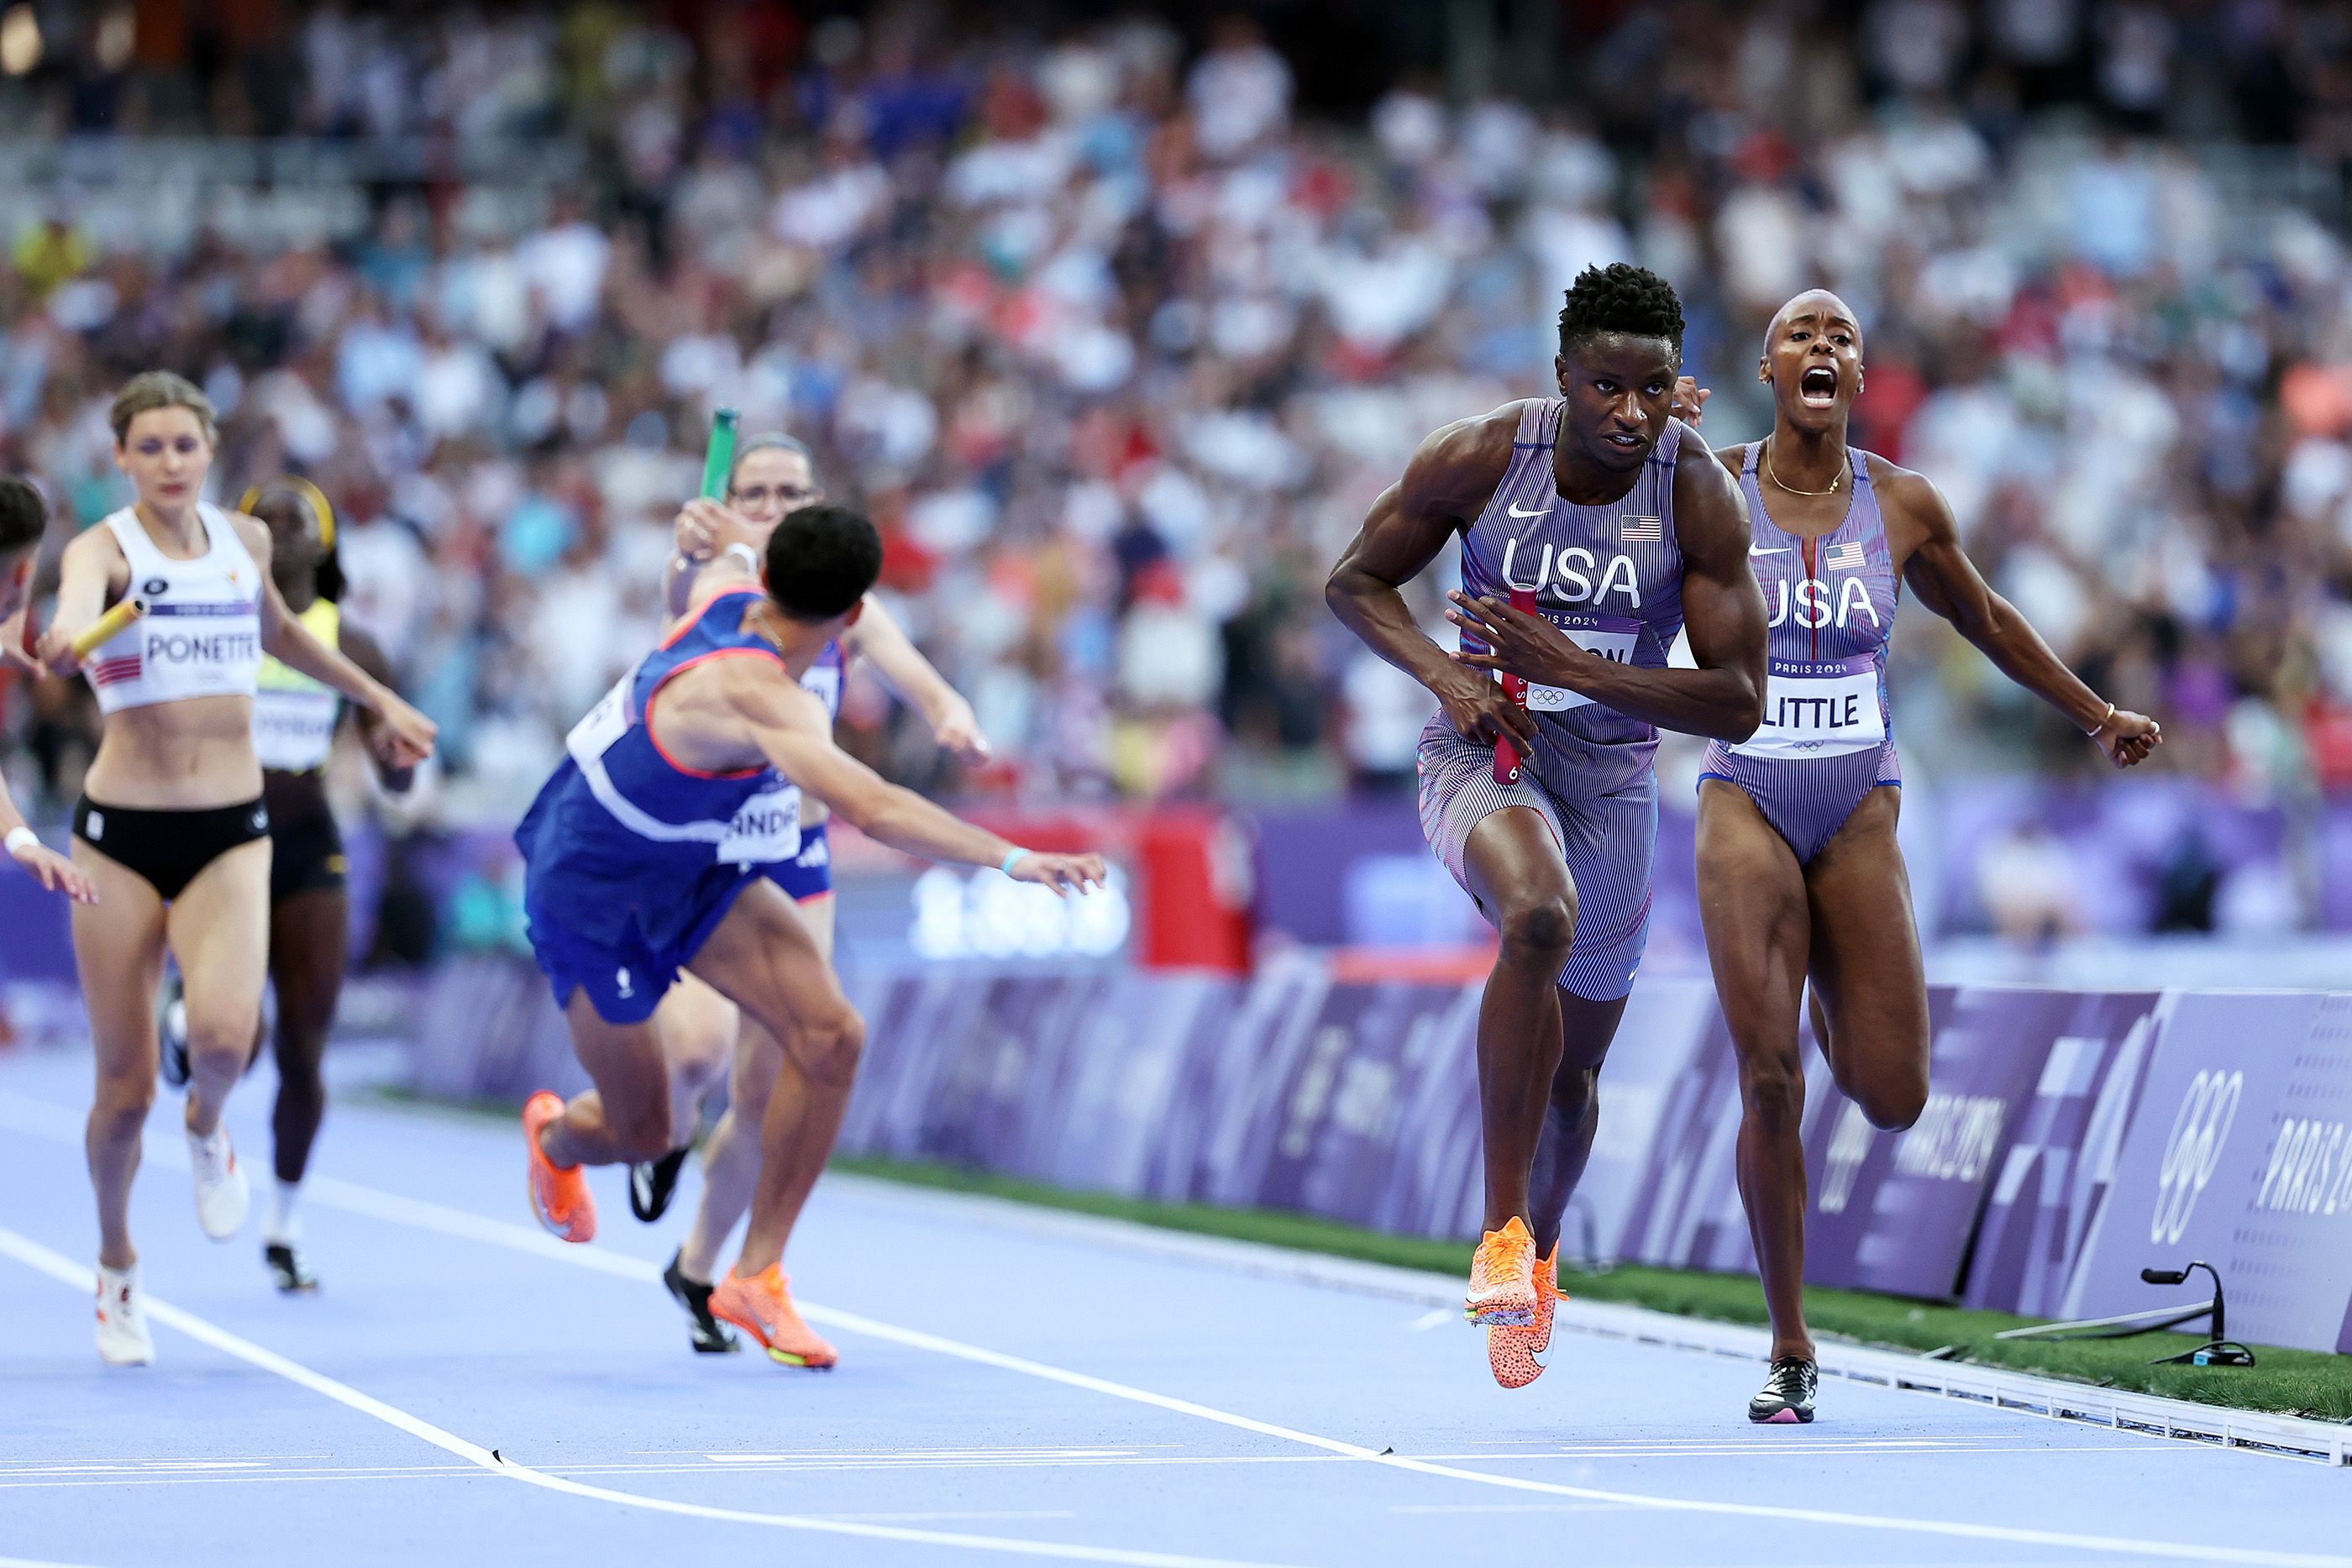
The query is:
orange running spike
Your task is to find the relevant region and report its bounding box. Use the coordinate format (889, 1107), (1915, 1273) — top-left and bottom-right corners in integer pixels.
(709, 1265), (838, 1370)
(522, 1092), (596, 1244)
(1488, 1242), (1562, 1389)
(1464, 1216), (1538, 1328)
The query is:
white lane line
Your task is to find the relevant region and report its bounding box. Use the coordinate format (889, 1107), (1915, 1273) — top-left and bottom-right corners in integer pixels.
(290, 1165), (2352, 1568)
(0, 1443), (2188, 1494)
(0, 1556), (114, 1568)
(1405, 1308), (1456, 1332)
(3, 1091), (2345, 1568)
(0, 1225), (1303, 1568)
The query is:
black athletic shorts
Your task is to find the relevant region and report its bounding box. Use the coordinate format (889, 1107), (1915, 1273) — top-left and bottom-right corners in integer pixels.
(73, 796), (270, 902)
(268, 807), (346, 904)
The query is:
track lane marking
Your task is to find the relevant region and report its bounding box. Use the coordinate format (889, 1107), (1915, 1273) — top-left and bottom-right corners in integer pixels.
(290, 1162), (2352, 1566)
(0, 1225), (1307, 1568)
(3, 1088), (2347, 1567)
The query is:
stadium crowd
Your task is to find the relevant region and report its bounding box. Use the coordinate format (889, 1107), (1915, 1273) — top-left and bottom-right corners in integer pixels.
(3, 0), (2350, 829)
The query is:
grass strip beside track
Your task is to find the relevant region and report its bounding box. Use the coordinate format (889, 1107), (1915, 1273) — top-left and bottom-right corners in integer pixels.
(832, 1156), (2352, 1424)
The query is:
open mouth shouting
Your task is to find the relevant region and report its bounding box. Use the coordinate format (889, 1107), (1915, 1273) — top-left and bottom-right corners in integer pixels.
(1798, 364), (1840, 409)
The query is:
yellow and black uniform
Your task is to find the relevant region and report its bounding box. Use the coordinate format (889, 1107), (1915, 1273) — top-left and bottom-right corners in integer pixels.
(253, 597), (349, 904)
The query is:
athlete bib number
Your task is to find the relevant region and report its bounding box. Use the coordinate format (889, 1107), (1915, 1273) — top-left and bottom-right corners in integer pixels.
(717, 788), (801, 863)
(1732, 656), (1885, 758)
(565, 674), (632, 764)
(252, 690), (340, 772)
(1505, 612), (1641, 713)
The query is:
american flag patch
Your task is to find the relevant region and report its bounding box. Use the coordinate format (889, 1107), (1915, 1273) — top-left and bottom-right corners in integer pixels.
(1620, 515), (1662, 543)
(1824, 540), (1865, 571)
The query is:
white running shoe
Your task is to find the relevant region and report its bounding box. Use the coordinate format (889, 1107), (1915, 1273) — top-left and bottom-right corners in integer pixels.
(95, 1262), (155, 1366)
(187, 1125), (249, 1240)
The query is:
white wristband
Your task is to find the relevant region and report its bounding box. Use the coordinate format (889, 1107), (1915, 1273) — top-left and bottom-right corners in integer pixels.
(999, 848), (1026, 877)
(721, 542), (761, 577)
(4, 826), (38, 859)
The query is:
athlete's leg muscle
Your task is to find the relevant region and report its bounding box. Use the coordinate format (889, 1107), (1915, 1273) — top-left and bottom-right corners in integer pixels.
(687, 884), (861, 1278)
(1698, 779), (1815, 1361)
(679, 894), (834, 1284)
(545, 995), (674, 1166)
(1803, 787), (1929, 1132)
(1462, 807), (1578, 1234)
(71, 845), (168, 1272)
(653, 973), (739, 1146)
(1525, 991), (1630, 1257)
(265, 884), (348, 1184)
(164, 839), (271, 1141)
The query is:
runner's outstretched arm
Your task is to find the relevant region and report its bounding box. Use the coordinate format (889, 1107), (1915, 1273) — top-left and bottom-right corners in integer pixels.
(1887, 469), (2160, 768)
(339, 622), (418, 792)
(1446, 431), (1767, 742)
(232, 518), (436, 766)
(839, 596), (990, 762)
(32, 527), (122, 668)
(0, 768), (92, 900)
(722, 671), (1102, 894)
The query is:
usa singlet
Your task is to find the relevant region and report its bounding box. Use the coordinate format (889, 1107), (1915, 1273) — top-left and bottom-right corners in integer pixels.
(1415, 400), (1691, 999)
(1700, 443), (1901, 863)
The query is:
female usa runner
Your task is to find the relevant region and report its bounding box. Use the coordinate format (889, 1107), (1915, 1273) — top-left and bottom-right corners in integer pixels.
(1680, 292), (2159, 1422)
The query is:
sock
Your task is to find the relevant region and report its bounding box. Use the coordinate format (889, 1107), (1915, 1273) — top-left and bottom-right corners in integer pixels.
(266, 1179), (302, 1245)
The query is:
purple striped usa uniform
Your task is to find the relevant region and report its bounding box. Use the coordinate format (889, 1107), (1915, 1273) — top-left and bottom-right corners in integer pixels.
(1416, 400), (1692, 1001)
(1699, 443), (1902, 863)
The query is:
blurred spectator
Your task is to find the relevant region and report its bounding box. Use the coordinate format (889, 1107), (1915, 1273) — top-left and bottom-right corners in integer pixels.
(0, 0), (2343, 887)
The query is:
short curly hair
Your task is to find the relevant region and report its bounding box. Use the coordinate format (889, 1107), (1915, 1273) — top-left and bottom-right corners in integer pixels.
(1557, 263), (1686, 359)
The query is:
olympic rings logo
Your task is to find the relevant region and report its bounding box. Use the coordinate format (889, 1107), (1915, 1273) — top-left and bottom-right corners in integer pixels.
(2150, 1068), (2242, 1246)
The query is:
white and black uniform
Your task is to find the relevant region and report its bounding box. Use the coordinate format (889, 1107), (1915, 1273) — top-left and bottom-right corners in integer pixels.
(72, 503), (272, 900)
(84, 503), (265, 713)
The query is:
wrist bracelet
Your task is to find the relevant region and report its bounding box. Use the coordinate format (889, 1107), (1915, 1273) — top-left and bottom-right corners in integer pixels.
(721, 542), (761, 576)
(2085, 701), (2115, 737)
(3, 826), (38, 859)
(999, 848), (1026, 877)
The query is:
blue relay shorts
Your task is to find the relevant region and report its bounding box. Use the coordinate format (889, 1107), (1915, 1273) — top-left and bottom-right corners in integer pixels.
(767, 820), (832, 902)
(522, 826), (828, 1026)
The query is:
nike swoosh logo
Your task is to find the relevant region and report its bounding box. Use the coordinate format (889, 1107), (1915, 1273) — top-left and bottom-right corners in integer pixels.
(1506, 502), (1550, 519)
(1750, 546), (1789, 556)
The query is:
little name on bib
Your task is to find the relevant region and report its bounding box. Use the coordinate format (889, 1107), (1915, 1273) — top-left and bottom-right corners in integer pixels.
(1733, 655), (1885, 758)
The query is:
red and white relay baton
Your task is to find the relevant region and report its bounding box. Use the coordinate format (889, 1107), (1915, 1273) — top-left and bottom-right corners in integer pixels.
(1490, 586), (1537, 784)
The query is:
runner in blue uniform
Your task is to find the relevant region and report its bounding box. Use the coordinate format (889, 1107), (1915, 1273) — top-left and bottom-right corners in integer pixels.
(631, 435), (990, 1361)
(1680, 290), (2161, 1422)
(1329, 264), (1767, 1391)
(515, 502), (1101, 1366)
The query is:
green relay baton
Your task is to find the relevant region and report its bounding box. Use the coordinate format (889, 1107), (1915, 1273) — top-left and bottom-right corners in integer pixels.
(699, 406), (739, 501)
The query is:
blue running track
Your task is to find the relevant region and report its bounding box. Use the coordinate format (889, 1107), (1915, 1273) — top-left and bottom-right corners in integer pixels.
(0, 1044), (2344, 1568)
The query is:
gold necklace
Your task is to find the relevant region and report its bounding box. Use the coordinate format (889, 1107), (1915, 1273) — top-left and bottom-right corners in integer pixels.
(1764, 437), (1846, 496)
